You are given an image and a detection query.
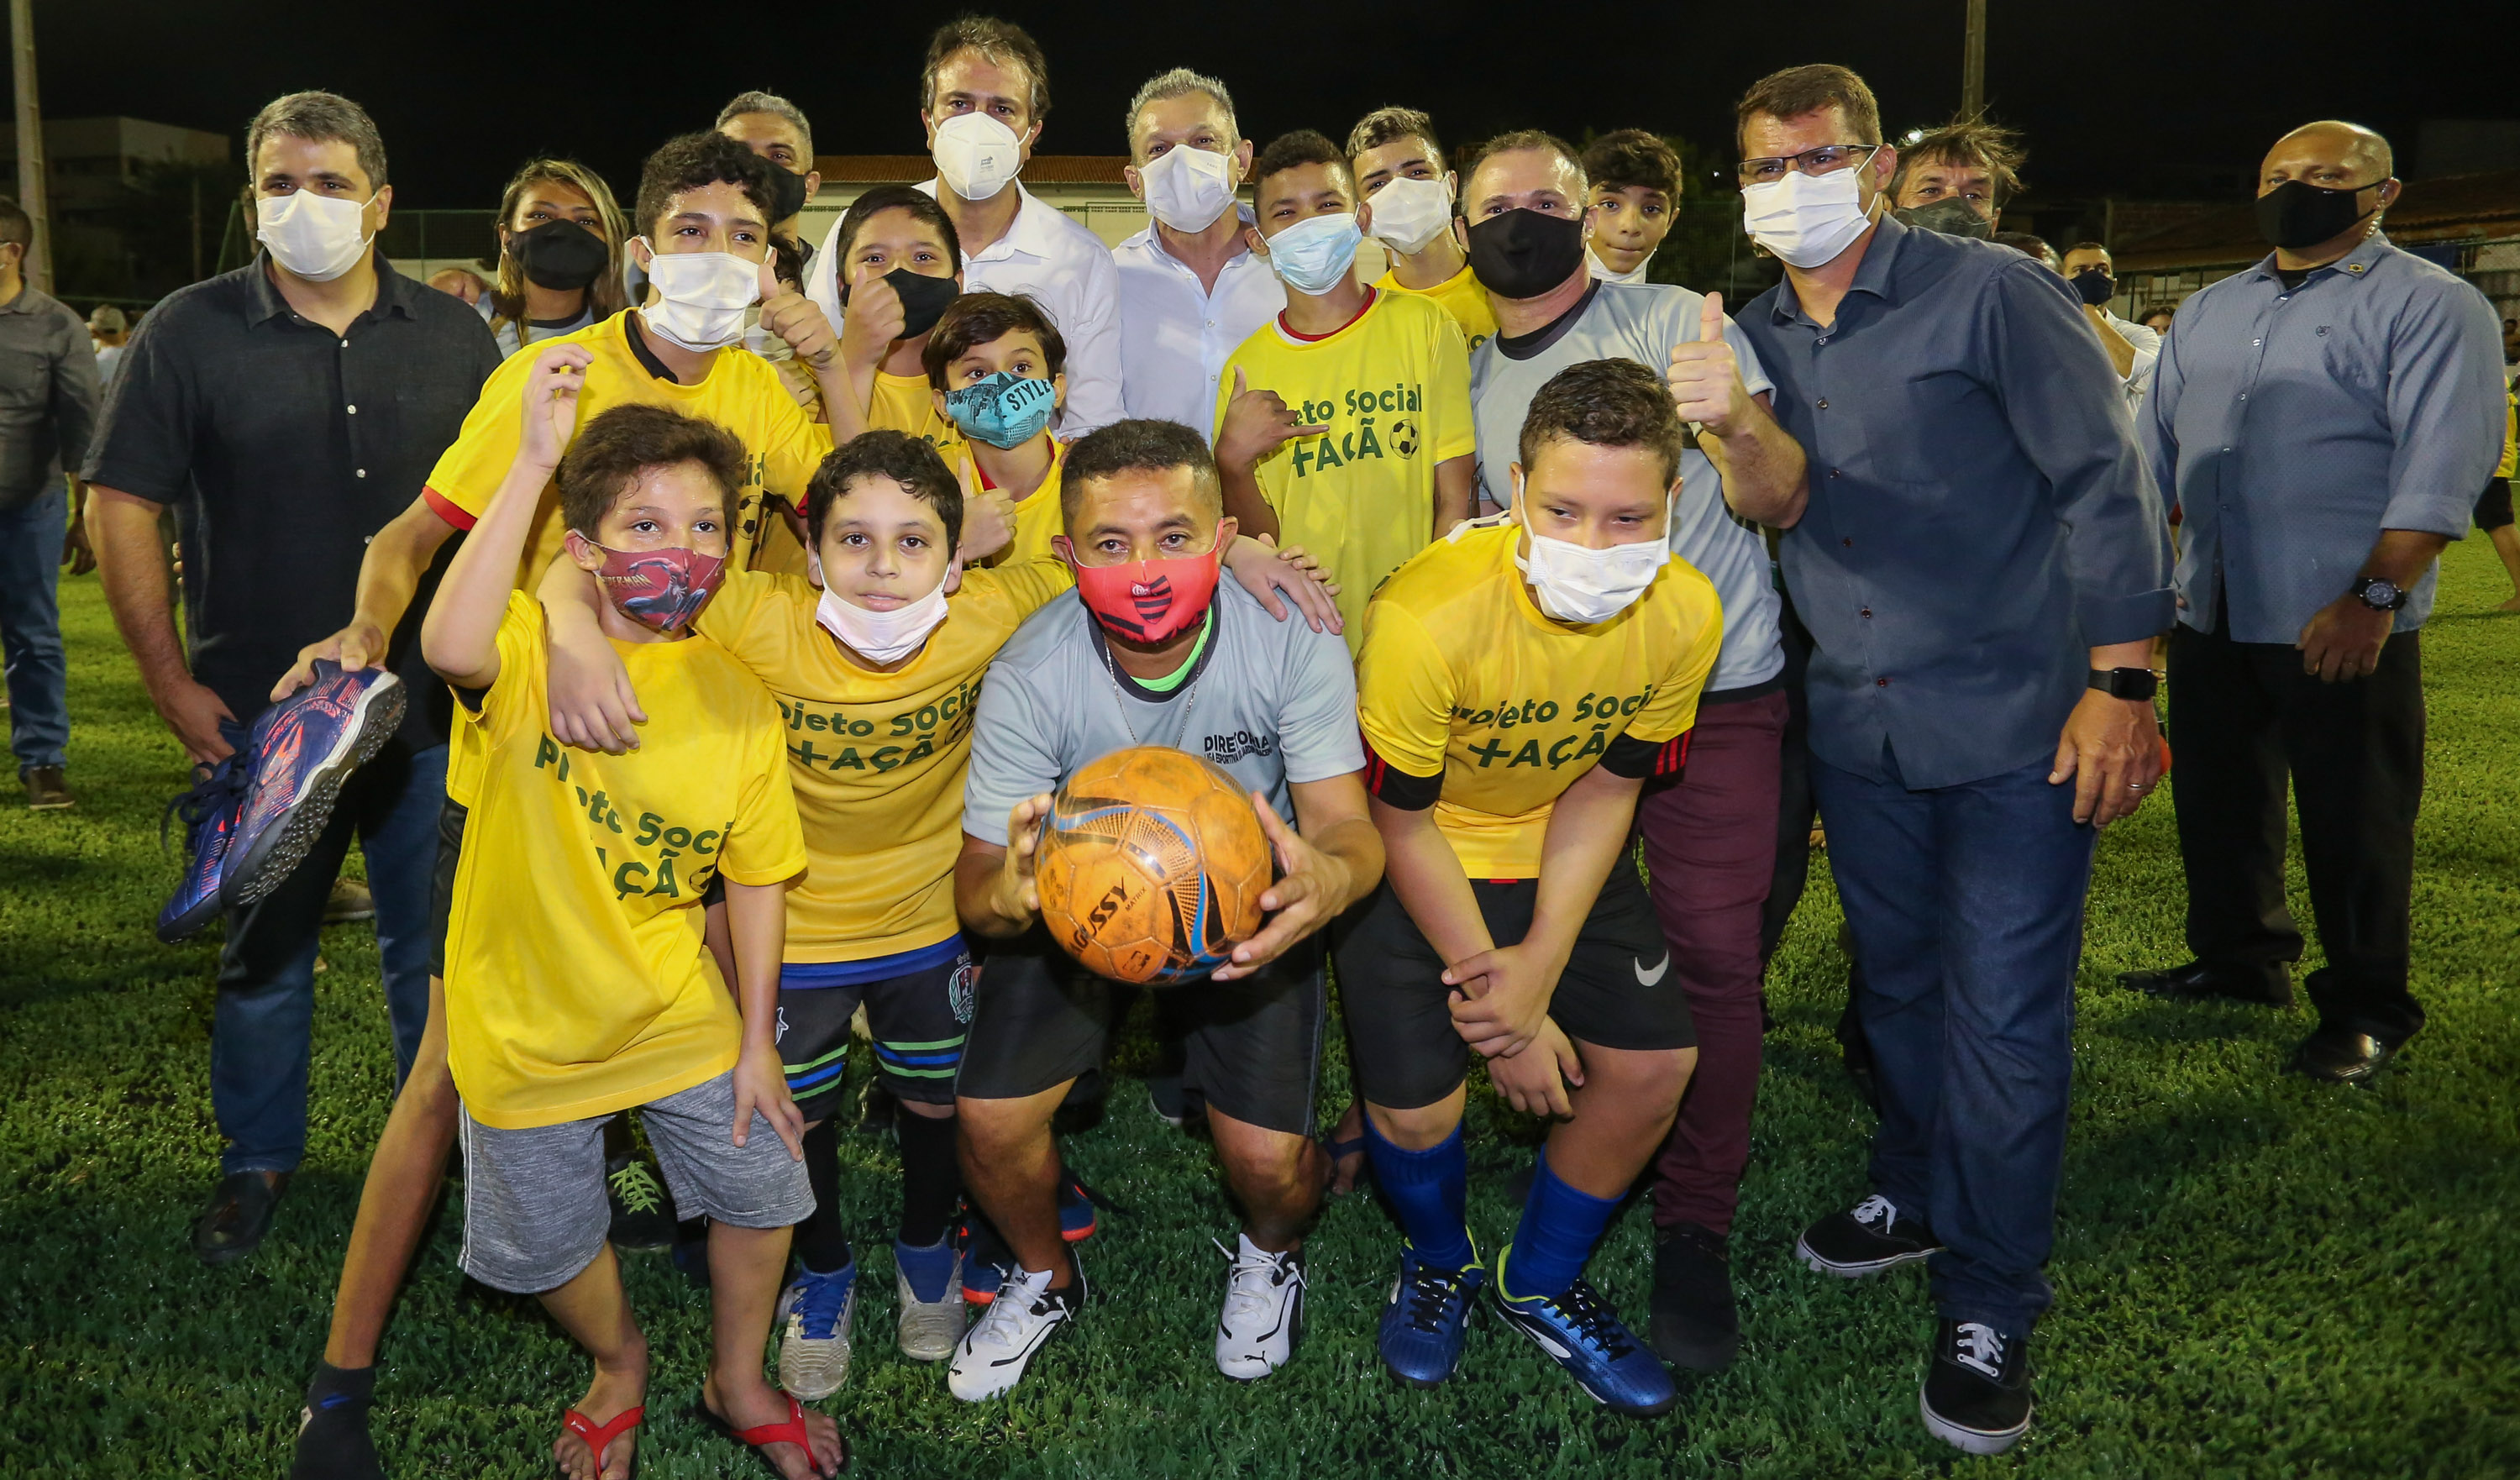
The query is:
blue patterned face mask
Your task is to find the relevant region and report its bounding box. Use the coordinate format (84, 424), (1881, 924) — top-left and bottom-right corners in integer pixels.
(943, 370), (1058, 449)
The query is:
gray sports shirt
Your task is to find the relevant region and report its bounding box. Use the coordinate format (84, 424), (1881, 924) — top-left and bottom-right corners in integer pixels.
(963, 578), (1366, 846)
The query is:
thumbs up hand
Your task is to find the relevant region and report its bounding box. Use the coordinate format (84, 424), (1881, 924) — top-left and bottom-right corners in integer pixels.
(1666, 289), (1751, 438)
(757, 255), (841, 369)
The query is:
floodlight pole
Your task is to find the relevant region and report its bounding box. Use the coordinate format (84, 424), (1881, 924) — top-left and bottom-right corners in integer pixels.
(1961, 0), (1987, 116)
(9, 0), (48, 291)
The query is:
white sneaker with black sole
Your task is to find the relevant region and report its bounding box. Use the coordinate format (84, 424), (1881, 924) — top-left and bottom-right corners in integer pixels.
(948, 1256), (1084, 1401)
(1214, 1235), (1305, 1380)
(1795, 1193), (1943, 1277)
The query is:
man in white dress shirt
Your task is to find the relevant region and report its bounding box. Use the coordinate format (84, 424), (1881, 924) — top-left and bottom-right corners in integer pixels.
(2056, 241), (2162, 404)
(807, 17), (1125, 436)
(1110, 68), (1284, 442)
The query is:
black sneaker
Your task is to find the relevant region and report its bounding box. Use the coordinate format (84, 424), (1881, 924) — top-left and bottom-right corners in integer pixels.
(193, 1170), (290, 1265)
(1648, 1222), (1738, 1370)
(606, 1155), (675, 1251)
(1920, 1319), (2033, 1454)
(1795, 1193), (1940, 1277)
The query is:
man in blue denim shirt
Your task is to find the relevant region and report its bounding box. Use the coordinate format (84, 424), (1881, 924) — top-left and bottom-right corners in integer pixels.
(2120, 122), (2506, 1084)
(1714, 65), (2171, 1456)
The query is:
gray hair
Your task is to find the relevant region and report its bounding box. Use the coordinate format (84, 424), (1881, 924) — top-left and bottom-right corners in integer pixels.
(245, 91), (388, 189)
(1125, 68), (1238, 155)
(717, 90), (814, 161)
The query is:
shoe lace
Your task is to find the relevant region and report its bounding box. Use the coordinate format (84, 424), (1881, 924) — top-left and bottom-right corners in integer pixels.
(160, 753), (251, 858)
(1851, 1193), (1899, 1232)
(1539, 1278), (1636, 1360)
(969, 1269), (1054, 1352)
(607, 1161), (664, 1216)
(1215, 1240), (1300, 1324)
(1399, 1261), (1472, 1333)
(789, 1265), (853, 1342)
(1953, 1321), (2006, 1380)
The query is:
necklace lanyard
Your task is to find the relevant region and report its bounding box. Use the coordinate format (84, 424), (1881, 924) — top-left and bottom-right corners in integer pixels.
(1101, 638), (1204, 752)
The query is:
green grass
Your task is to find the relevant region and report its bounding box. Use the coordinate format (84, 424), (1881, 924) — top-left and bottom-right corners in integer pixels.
(4, 545), (2517, 1479)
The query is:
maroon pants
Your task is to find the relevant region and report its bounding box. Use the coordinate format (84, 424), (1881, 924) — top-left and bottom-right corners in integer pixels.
(1640, 689), (1787, 1237)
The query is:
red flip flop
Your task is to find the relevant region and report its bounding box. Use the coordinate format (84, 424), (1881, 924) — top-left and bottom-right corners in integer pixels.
(559, 1404), (643, 1478)
(701, 1392), (848, 1477)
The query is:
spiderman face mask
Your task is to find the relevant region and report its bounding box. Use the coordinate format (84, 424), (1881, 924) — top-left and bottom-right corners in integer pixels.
(585, 543), (727, 635)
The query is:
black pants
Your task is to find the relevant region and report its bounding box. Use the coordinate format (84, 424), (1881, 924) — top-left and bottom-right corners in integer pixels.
(2166, 622), (2426, 1040)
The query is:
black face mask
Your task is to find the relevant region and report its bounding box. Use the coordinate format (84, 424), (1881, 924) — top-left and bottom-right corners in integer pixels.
(1465, 208), (1588, 300)
(761, 161), (811, 223)
(2255, 178), (2376, 250)
(1893, 197), (1994, 240)
(842, 267), (960, 339)
(512, 219), (609, 292)
(2072, 268), (2116, 307)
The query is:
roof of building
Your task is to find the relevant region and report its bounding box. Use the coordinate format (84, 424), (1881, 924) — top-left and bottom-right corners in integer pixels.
(812, 154), (1132, 186)
(2114, 168), (2520, 272)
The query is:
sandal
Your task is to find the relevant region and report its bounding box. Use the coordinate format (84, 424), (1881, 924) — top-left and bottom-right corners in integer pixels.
(698, 1392), (848, 1477)
(1318, 1128), (1368, 1194)
(559, 1403), (644, 1479)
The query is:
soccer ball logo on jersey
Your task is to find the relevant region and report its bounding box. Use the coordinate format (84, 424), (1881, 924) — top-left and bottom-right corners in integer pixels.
(948, 955), (978, 1025)
(1285, 381), (1425, 479)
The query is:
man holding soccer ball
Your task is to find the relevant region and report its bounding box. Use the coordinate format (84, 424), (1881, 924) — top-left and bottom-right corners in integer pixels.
(952, 417), (1383, 1398)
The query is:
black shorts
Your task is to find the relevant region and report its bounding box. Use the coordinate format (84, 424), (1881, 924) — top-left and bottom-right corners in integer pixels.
(2478, 475), (2513, 533)
(776, 941), (976, 1120)
(955, 935), (1326, 1136)
(428, 796), (467, 979)
(1333, 862), (1694, 1111)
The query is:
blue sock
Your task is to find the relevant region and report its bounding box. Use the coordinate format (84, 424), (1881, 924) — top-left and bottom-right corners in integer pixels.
(895, 1236), (958, 1303)
(1362, 1118), (1473, 1270)
(1501, 1149), (1621, 1302)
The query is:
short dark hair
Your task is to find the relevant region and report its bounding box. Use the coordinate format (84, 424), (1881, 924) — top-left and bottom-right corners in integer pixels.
(1583, 129), (1683, 200)
(806, 430), (963, 552)
(1517, 360), (1687, 487)
(832, 184), (964, 273)
(2142, 303), (2177, 324)
(1346, 107), (1443, 171)
(1735, 64), (1882, 153)
(1891, 114), (2025, 205)
(1060, 418), (1222, 526)
(921, 292), (1066, 388)
(1463, 129), (1587, 196)
(557, 405), (749, 539)
(922, 16), (1051, 121)
(246, 90), (389, 188)
(2064, 239), (2109, 256)
(1252, 129), (1352, 200)
(1992, 231), (2059, 268)
(634, 132), (776, 242)
(0, 197), (29, 255)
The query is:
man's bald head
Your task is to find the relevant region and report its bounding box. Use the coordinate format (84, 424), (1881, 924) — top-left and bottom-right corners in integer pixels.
(2262, 121), (2395, 188)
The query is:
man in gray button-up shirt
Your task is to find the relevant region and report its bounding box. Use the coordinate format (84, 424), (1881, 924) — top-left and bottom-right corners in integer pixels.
(2124, 121), (2507, 1084)
(0, 197), (100, 811)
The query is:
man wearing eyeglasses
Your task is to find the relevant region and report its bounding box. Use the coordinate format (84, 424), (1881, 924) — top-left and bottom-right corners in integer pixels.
(1711, 64), (2170, 1456)
(2122, 123), (2503, 1085)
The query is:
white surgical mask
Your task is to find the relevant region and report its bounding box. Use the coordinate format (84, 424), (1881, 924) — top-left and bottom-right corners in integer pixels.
(1588, 249), (1652, 286)
(814, 572), (952, 665)
(637, 240), (759, 352)
(1263, 212), (1364, 297)
(256, 188), (375, 282)
(1140, 144), (1237, 233)
(1741, 166), (1875, 269)
(1512, 483), (1673, 624)
(1366, 176), (1455, 255)
(932, 112), (1025, 202)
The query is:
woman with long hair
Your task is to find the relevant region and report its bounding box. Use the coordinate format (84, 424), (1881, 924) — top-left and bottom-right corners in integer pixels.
(481, 158), (627, 357)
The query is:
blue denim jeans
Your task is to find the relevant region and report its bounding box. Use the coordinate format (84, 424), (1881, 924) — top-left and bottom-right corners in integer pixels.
(0, 480), (70, 774)
(212, 738), (444, 1176)
(1811, 743), (2097, 1336)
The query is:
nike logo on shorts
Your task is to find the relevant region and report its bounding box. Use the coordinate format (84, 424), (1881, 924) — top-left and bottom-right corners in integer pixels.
(1634, 954), (1670, 986)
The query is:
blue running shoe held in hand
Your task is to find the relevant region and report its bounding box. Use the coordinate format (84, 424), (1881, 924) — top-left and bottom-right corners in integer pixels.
(222, 661), (407, 909)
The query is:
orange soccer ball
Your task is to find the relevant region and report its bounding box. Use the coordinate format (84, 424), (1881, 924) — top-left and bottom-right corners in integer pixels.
(1035, 746), (1277, 985)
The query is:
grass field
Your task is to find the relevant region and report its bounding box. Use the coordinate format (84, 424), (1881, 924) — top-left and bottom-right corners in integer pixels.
(3, 544), (2517, 1480)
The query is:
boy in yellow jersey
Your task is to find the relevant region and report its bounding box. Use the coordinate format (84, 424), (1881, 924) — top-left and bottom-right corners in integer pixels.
(1340, 360), (1719, 1417)
(1215, 129), (1475, 648)
(1347, 107), (1498, 353)
(822, 184), (969, 451)
(924, 292), (1069, 566)
(420, 358), (842, 1479)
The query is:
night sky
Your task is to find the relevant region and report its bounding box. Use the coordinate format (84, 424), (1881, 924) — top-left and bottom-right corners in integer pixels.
(19, 0), (2504, 207)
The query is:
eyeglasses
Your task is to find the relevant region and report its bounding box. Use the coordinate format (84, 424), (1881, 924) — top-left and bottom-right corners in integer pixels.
(1735, 144), (1884, 187)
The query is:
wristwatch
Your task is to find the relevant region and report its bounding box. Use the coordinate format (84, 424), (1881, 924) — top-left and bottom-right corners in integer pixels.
(2351, 575), (2408, 612)
(2088, 667), (2158, 701)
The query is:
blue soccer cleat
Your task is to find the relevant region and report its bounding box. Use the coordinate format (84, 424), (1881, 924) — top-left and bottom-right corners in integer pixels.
(1491, 1243), (1678, 1416)
(1060, 1172), (1100, 1242)
(1377, 1241), (1487, 1388)
(221, 662), (407, 909)
(157, 751), (252, 942)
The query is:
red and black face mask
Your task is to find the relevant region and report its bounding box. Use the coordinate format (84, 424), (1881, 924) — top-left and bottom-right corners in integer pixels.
(586, 543), (727, 635)
(1068, 546), (1222, 646)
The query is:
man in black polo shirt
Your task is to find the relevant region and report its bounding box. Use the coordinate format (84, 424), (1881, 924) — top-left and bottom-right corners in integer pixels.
(85, 91), (499, 1265)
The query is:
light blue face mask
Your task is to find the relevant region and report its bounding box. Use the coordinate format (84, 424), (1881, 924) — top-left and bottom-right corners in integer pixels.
(1263, 211), (1365, 297)
(943, 370), (1058, 449)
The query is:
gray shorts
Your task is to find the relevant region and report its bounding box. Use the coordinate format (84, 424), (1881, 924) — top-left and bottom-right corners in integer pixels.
(458, 1069), (814, 1294)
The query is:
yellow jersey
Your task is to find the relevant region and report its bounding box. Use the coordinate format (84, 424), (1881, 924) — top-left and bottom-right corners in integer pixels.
(444, 595), (806, 1129)
(423, 311), (830, 592)
(1357, 518), (1722, 879)
(963, 438), (1067, 569)
(1376, 263), (1498, 355)
(695, 561), (1072, 961)
(1215, 289), (1476, 650)
(872, 370), (963, 457)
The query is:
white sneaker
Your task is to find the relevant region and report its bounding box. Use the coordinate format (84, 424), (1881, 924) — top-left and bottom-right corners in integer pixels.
(896, 1245), (968, 1362)
(1214, 1234), (1305, 1381)
(948, 1257), (1083, 1401)
(774, 1263), (858, 1400)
